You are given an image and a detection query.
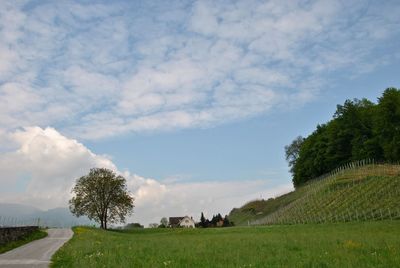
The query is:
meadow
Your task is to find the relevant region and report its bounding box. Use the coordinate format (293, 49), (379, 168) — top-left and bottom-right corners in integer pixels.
(52, 221), (400, 267)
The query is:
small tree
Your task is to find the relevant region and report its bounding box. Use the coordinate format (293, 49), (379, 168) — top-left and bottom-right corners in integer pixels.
(69, 168), (134, 230)
(160, 217), (168, 228)
(200, 212), (206, 228)
(149, 223), (159, 228)
(285, 136), (304, 176)
(223, 215), (233, 227)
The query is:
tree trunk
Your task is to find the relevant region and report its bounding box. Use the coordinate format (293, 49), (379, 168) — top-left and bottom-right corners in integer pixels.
(104, 210), (108, 230)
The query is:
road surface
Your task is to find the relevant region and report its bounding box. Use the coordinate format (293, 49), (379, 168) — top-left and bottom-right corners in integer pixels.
(0, 228), (73, 268)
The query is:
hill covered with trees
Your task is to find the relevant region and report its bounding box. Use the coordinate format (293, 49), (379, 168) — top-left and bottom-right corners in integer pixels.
(286, 88), (400, 187)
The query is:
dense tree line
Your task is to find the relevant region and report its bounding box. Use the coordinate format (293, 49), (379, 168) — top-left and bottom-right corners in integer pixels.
(286, 88), (400, 187)
(198, 212), (233, 228)
(124, 222), (144, 229)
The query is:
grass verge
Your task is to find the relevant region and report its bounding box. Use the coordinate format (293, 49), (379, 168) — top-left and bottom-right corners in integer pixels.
(52, 221), (400, 267)
(0, 228), (48, 254)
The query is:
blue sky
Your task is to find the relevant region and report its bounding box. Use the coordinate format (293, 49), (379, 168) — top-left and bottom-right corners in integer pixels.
(0, 0), (399, 225)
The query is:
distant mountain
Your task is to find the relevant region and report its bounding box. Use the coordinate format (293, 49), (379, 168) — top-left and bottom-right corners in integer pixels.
(0, 203), (41, 218)
(0, 203), (95, 228)
(36, 207), (95, 228)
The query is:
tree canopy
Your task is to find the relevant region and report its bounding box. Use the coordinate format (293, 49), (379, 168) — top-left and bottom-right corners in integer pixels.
(160, 217), (168, 228)
(198, 212), (233, 228)
(287, 88), (400, 187)
(69, 168), (134, 229)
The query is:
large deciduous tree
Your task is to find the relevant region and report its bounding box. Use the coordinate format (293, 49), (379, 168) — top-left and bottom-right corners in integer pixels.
(69, 168), (134, 230)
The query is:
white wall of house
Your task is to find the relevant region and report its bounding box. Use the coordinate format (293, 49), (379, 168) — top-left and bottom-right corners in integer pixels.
(179, 216), (195, 228)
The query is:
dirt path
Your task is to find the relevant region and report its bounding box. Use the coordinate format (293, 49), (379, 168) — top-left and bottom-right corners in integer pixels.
(0, 228), (73, 267)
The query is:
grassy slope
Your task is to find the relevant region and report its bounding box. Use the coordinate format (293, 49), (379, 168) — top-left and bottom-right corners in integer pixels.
(229, 164), (400, 226)
(0, 229), (48, 254)
(52, 222), (400, 268)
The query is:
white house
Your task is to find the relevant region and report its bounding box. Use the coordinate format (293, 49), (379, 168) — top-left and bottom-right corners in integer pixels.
(179, 216), (195, 228)
(169, 216), (195, 228)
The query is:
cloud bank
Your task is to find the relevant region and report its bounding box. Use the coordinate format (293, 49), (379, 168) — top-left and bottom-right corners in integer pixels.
(0, 0), (399, 139)
(0, 127), (292, 225)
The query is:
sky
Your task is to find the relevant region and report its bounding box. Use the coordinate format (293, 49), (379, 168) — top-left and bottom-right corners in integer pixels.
(0, 0), (399, 226)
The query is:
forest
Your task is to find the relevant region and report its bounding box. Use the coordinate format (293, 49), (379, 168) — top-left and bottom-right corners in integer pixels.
(286, 88), (400, 187)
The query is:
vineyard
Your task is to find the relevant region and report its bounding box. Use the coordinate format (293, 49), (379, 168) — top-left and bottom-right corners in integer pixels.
(229, 161), (400, 226)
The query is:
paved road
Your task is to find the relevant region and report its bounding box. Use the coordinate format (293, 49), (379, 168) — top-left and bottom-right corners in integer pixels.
(0, 228), (73, 268)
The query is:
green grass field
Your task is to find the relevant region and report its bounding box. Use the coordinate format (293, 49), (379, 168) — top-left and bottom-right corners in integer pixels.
(52, 221), (400, 267)
(0, 228), (48, 254)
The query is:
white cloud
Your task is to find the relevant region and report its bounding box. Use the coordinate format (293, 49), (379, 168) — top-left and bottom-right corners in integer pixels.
(0, 1), (26, 79)
(0, 127), (293, 225)
(0, 0), (398, 139)
(1, 0), (397, 226)
(131, 179), (293, 226)
(0, 127), (116, 208)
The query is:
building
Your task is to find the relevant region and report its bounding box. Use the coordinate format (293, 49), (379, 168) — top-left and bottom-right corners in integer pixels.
(168, 216), (195, 228)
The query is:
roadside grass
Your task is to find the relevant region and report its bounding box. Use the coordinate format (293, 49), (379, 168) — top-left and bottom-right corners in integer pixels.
(0, 229), (48, 254)
(52, 221), (400, 267)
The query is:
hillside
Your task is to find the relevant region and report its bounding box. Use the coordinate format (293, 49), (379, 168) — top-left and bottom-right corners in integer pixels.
(229, 162), (400, 226)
